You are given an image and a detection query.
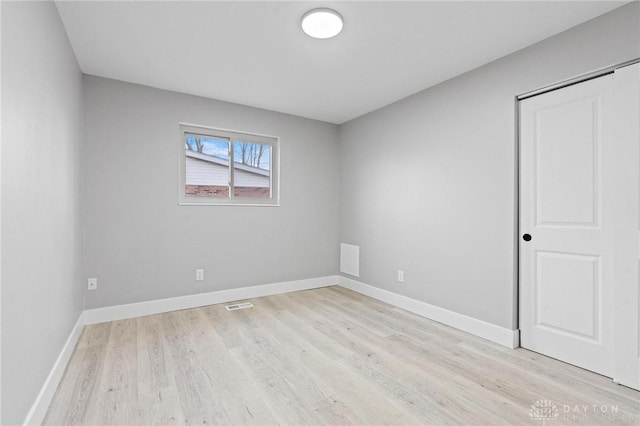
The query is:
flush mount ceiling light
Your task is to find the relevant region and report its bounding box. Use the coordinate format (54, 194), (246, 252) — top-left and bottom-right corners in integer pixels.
(301, 8), (343, 39)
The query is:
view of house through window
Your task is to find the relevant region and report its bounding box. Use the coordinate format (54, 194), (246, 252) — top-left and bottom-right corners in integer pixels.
(185, 135), (230, 198)
(180, 124), (279, 205)
(232, 142), (271, 197)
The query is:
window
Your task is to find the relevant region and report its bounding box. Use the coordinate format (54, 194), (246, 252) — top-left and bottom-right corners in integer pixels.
(179, 124), (279, 206)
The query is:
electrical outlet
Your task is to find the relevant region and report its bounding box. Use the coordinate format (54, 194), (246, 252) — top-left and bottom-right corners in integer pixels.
(196, 269), (204, 281)
(397, 270), (405, 283)
(88, 278), (98, 290)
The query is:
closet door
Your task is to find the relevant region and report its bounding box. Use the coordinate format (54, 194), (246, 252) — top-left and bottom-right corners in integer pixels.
(520, 64), (640, 389)
(520, 74), (615, 377)
(612, 63), (640, 390)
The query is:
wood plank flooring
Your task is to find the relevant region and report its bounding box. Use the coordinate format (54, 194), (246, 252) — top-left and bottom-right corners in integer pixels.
(44, 286), (640, 425)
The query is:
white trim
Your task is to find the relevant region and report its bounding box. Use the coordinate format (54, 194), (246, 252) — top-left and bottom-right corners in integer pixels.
(23, 313), (85, 426)
(178, 123), (280, 207)
(178, 202), (281, 207)
(25, 274), (521, 425)
(338, 276), (519, 348)
(25, 276), (336, 424)
(0, 1), (4, 421)
(179, 122), (279, 142)
(84, 276), (336, 325)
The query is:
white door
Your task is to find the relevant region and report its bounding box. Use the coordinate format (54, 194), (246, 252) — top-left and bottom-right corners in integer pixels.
(519, 75), (615, 377)
(611, 63), (640, 390)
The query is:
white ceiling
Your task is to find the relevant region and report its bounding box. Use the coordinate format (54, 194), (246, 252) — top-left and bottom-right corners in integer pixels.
(55, 1), (626, 124)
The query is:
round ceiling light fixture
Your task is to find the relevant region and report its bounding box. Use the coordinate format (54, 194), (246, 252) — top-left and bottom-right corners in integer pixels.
(301, 8), (343, 39)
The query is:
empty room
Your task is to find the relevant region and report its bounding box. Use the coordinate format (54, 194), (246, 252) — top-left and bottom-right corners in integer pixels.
(2, 0), (640, 425)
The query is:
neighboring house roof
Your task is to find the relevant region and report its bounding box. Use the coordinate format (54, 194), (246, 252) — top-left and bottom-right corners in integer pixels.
(186, 150), (269, 177)
(186, 149), (270, 188)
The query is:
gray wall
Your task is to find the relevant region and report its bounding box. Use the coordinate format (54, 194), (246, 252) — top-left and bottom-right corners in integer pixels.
(1, 3), (637, 422)
(1, 2), (84, 424)
(82, 76), (339, 309)
(338, 2), (640, 329)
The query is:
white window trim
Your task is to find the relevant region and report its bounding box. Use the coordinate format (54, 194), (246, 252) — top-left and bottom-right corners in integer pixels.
(178, 123), (280, 206)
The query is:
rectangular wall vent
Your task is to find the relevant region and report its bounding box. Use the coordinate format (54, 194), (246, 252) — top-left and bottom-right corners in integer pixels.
(340, 243), (360, 277)
(225, 302), (254, 311)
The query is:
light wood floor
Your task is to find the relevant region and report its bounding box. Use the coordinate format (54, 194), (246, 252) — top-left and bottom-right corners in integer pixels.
(44, 286), (639, 425)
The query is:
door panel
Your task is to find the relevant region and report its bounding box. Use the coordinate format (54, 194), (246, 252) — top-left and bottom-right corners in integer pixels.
(535, 98), (600, 226)
(535, 251), (599, 339)
(520, 75), (614, 377)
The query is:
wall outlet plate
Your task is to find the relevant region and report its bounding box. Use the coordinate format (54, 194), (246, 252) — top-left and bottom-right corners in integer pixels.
(397, 270), (405, 283)
(88, 278), (98, 290)
(196, 269), (204, 281)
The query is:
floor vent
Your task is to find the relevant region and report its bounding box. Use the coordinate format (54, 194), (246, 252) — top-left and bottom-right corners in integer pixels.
(225, 302), (254, 311)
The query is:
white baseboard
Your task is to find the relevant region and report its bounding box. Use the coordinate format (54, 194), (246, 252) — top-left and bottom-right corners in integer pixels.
(84, 276), (337, 325)
(338, 276), (519, 348)
(23, 312), (85, 426)
(24, 276), (337, 425)
(26, 274), (518, 425)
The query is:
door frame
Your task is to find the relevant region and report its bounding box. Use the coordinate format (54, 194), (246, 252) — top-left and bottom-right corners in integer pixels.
(514, 58), (640, 383)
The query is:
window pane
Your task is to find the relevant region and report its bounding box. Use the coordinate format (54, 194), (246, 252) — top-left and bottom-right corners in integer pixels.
(185, 134), (230, 198)
(232, 141), (271, 198)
